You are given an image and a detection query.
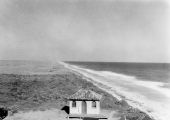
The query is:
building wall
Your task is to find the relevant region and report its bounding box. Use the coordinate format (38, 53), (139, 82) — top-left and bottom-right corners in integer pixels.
(69, 101), (82, 114)
(69, 100), (100, 115)
(86, 101), (100, 114)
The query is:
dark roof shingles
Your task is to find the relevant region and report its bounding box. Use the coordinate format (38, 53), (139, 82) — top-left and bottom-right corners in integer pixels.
(68, 89), (102, 100)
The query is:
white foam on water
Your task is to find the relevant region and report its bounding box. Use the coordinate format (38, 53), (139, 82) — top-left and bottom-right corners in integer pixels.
(60, 62), (170, 120)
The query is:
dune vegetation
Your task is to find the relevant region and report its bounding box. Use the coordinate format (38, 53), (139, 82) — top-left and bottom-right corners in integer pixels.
(0, 63), (153, 120)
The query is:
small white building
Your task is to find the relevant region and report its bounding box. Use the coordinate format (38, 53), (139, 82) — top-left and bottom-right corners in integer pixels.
(68, 89), (107, 120)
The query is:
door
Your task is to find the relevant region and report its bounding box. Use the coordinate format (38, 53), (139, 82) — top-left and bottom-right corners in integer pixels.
(82, 101), (87, 114)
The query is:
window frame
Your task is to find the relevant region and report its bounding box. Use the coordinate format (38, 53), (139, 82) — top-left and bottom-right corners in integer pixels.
(72, 101), (76, 107)
(92, 101), (97, 108)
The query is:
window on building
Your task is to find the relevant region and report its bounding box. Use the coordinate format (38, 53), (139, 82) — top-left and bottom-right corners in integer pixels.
(72, 101), (76, 107)
(92, 101), (96, 108)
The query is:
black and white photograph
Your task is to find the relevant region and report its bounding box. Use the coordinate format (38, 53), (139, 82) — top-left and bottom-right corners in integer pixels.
(0, 0), (170, 120)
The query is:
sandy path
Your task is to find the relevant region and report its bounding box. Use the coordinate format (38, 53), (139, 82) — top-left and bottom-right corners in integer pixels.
(4, 109), (120, 120)
(4, 109), (67, 120)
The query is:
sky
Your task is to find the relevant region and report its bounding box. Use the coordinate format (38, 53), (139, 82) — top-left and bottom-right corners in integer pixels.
(0, 0), (170, 62)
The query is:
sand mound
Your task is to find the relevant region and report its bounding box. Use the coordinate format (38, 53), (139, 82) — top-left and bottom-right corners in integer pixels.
(4, 109), (67, 120)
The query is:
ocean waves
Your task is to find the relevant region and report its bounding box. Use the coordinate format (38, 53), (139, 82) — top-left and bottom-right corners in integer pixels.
(61, 62), (170, 120)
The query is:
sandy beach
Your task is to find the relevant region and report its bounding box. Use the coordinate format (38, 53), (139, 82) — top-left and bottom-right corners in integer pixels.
(62, 62), (170, 120)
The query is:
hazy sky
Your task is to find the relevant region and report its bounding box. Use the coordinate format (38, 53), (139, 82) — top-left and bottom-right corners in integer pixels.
(0, 0), (170, 62)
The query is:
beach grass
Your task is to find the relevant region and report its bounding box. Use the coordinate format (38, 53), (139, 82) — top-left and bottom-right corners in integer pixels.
(0, 63), (153, 120)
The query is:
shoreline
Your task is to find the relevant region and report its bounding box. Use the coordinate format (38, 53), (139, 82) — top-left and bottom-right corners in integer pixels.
(61, 62), (155, 120)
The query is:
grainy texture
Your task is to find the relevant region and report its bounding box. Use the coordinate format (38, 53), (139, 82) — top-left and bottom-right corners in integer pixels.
(68, 89), (102, 100)
(0, 64), (153, 120)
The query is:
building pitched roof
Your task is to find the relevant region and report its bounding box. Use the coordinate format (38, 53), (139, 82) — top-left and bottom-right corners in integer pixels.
(68, 89), (102, 101)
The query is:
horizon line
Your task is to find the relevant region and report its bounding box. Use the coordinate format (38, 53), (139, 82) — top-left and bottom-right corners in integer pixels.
(0, 59), (169, 64)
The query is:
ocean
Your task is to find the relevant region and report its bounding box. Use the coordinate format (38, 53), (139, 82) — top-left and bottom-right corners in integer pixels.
(63, 62), (170, 120)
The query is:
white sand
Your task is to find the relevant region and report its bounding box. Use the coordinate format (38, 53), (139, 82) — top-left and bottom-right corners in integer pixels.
(61, 62), (170, 120)
(4, 109), (119, 120)
(4, 109), (67, 120)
